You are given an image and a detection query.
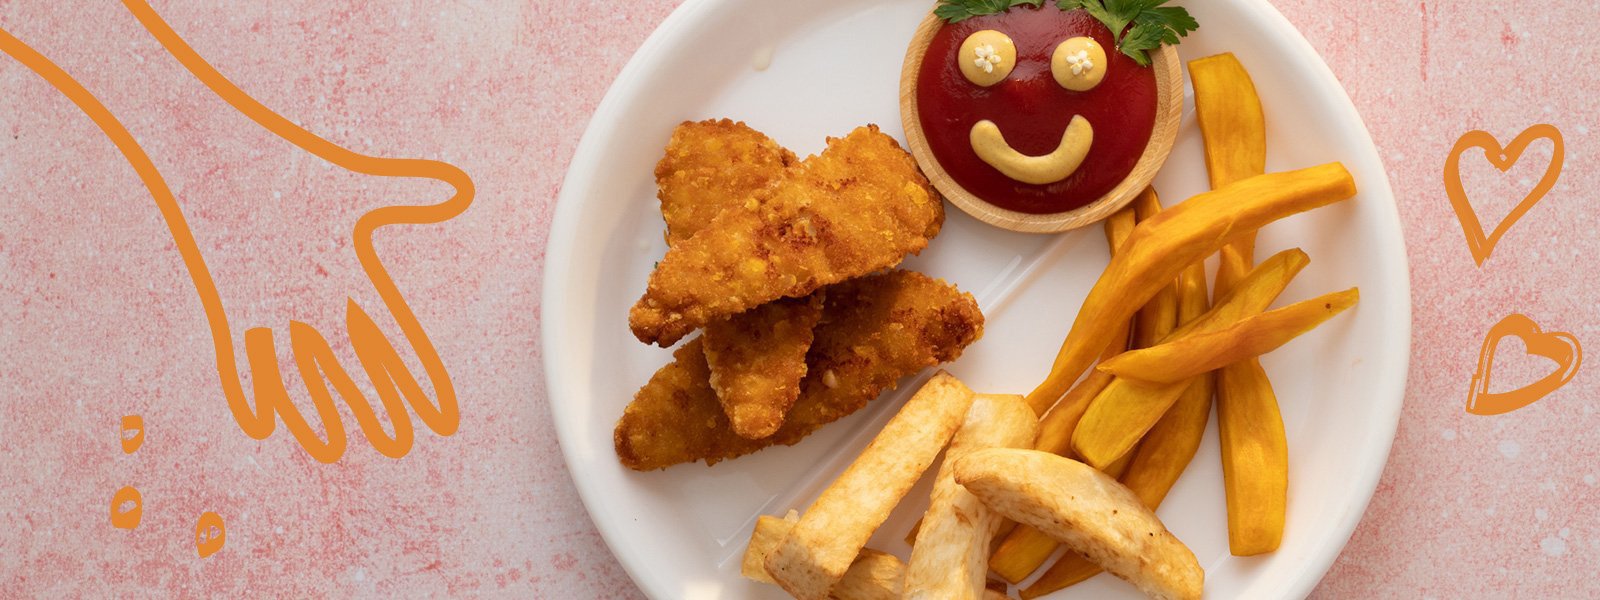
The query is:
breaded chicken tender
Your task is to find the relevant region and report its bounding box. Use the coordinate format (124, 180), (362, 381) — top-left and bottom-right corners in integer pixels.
(655, 119), (796, 245)
(615, 271), (984, 470)
(703, 291), (826, 440)
(629, 126), (945, 346)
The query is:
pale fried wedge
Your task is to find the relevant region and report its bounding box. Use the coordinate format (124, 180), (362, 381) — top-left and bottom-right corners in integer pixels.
(905, 394), (1038, 600)
(953, 449), (1202, 600)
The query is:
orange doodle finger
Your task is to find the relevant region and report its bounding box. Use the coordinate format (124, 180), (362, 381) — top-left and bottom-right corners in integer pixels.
(1467, 313), (1582, 416)
(0, 2), (474, 466)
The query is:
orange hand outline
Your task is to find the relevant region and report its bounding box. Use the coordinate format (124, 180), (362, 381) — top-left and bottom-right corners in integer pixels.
(0, 1), (473, 464)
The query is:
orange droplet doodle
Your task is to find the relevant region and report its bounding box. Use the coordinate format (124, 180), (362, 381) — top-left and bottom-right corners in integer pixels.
(110, 486), (142, 529)
(120, 415), (144, 454)
(1467, 313), (1582, 416)
(195, 512), (226, 558)
(1443, 124), (1564, 267)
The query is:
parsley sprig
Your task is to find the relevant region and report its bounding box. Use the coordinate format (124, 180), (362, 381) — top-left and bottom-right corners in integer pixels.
(1058, 0), (1197, 66)
(934, 0), (1044, 23)
(932, 0), (1197, 67)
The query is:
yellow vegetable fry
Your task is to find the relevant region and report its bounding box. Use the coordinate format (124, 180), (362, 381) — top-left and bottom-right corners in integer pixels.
(1099, 288), (1360, 384)
(906, 394), (1038, 600)
(1193, 54), (1290, 555)
(988, 525), (1058, 584)
(1131, 189), (1179, 350)
(1021, 553), (1102, 599)
(1191, 52), (1267, 294)
(1104, 203), (1137, 256)
(1172, 248), (1308, 339)
(742, 513), (918, 600)
(1025, 163), (1356, 414)
(1072, 377), (1189, 469)
(1218, 357), (1288, 556)
(766, 372), (975, 599)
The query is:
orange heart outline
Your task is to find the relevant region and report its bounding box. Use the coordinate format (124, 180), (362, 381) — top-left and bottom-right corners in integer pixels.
(1466, 313), (1582, 416)
(1443, 124), (1564, 266)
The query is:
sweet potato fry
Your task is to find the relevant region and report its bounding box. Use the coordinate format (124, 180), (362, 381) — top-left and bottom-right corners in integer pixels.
(766, 372), (975, 600)
(1025, 163), (1356, 414)
(1218, 356), (1289, 556)
(1130, 189), (1178, 350)
(1193, 52), (1293, 556)
(1192, 52), (1267, 294)
(1099, 288), (1360, 384)
(954, 449), (1203, 600)
(905, 394), (1037, 600)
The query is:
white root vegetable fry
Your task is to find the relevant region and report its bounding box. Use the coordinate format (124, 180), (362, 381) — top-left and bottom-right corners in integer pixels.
(953, 448), (1203, 600)
(905, 394), (1038, 600)
(764, 371), (976, 600)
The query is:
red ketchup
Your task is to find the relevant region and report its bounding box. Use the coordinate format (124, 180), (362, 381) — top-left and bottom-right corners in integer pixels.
(916, 6), (1157, 214)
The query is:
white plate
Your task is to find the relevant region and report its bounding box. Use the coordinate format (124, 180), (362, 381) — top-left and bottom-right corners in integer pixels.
(543, 1), (1410, 598)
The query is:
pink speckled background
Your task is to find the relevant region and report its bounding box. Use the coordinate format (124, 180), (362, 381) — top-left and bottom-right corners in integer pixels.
(0, 0), (1595, 597)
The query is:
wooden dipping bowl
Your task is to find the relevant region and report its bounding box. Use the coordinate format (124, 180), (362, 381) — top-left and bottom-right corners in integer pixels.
(899, 12), (1184, 234)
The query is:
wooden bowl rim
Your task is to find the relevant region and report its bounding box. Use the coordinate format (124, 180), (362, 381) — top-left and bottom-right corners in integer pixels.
(899, 11), (1185, 234)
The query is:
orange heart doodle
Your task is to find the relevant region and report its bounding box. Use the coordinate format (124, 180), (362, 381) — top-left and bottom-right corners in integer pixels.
(1443, 124), (1564, 266)
(1466, 313), (1581, 415)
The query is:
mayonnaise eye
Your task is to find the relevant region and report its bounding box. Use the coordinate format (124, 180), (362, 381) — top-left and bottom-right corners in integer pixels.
(958, 30), (1016, 87)
(1052, 37), (1107, 91)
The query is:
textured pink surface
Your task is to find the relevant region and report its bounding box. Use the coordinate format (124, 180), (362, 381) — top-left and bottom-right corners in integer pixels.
(0, 0), (1596, 597)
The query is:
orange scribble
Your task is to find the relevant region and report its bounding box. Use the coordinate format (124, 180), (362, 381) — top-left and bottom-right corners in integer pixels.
(1467, 313), (1582, 416)
(120, 415), (144, 454)
(195, 512), (226, 558)
(110, 486), (143, 530)
(0, 1), (473, 464)
(1443, 124), (1564, 266)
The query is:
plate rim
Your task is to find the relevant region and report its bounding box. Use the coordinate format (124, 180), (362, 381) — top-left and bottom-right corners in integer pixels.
(541, 1), (1414, 598)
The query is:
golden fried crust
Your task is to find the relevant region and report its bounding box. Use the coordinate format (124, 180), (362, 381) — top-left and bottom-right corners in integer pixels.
(703, 291), (826, 440)
(629, 125), (944, 346)
(614, 271), (983, 471)
(655, 119), (795, 246)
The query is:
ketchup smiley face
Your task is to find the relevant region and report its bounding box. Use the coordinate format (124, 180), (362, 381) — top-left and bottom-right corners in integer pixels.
(916, 6), (1158, 215)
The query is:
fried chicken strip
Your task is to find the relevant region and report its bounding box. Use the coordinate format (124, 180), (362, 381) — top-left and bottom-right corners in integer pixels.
(655, 119), (795, 245)
(629, 125), (944, 346)
(654, 119), (818, 438)
(703, 291), (826, 439)
(615, 270), (983, 470)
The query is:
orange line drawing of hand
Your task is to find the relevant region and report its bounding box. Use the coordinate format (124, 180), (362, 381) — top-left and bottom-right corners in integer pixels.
(0, 1), (473, 464)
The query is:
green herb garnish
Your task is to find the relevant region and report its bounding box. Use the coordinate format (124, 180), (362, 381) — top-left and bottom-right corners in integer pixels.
(933, 0), (1197, 68)
(1057, 0), (1197, 66)
(933, 0), (1044, 23)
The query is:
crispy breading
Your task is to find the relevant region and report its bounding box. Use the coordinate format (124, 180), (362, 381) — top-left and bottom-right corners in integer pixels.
(703, 291), (826, 439)
(629, 125), (945, 346)
(614, 271), (983, 470)
(655, 119), (795, 246)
